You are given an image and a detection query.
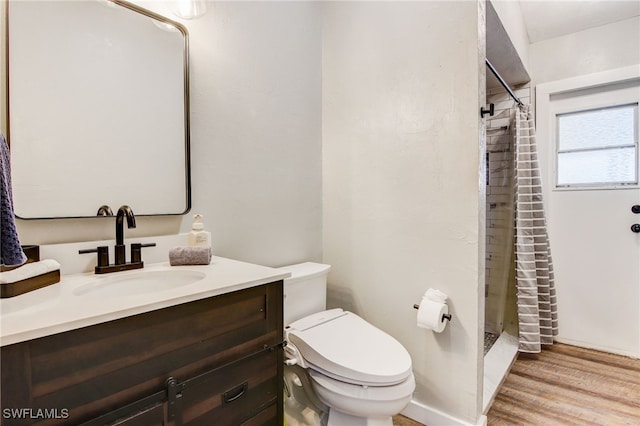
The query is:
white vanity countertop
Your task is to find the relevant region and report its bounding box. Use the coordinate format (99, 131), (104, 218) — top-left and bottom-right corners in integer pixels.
(0, 256), (290, 347)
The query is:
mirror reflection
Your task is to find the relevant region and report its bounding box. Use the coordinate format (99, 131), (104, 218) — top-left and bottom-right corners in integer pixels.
(8, 0), (190, 219)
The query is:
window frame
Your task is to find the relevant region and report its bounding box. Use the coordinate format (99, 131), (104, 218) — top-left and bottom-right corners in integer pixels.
(554, 102), (639, 189)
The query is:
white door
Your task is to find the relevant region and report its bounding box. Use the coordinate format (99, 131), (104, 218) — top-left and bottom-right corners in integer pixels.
(539, 75), (640, 358)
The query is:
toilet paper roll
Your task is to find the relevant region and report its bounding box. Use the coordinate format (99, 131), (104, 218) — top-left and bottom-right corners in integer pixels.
(417, 299), (448, 333)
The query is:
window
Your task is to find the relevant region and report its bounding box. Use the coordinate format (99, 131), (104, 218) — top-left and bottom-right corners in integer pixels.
(556, 104), (638, 188)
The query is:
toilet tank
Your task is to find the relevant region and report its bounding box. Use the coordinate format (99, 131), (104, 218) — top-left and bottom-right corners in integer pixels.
(277, 262), (331, 326)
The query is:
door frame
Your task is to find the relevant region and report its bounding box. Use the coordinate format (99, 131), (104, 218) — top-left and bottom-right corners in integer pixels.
(536, 65), (640, 357)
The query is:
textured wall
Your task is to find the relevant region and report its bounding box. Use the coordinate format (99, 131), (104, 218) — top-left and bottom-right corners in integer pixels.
(322, 2), (485, 423)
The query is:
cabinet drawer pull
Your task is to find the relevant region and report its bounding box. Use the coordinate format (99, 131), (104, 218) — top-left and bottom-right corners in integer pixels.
(223, 381), (248, 404)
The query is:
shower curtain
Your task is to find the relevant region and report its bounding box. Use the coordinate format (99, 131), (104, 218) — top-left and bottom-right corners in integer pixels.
(514, 105), (558, 353)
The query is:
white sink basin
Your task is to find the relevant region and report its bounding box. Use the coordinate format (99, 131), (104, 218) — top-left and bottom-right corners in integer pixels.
(73, 269), (206, 298)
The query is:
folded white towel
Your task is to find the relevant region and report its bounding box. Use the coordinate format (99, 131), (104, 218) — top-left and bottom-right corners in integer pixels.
(0, 259), (61, 284)
(169, 246), (212, 266)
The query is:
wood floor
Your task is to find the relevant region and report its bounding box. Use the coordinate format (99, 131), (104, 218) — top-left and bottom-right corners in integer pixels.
(393, 414), (424, 425)
(394, 343), (640, 426)
(487, 343), (640, 425)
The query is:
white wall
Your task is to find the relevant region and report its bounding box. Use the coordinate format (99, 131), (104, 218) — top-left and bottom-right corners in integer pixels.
(184, 1), (322, 266)
(322, 2), (485, 424)
(530, 16), (640, 85)
(8, 1), (323, 268)
(530, 16), (640, 195)
(532, 17), (640, 359)
(490, 0), (531, 74)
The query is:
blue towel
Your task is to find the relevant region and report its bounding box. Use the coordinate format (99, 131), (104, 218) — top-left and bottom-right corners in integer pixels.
(1, 131), (26, 266)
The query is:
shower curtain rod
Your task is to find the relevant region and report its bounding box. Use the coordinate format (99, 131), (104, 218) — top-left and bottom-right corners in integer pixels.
(486, 59), (524, 107)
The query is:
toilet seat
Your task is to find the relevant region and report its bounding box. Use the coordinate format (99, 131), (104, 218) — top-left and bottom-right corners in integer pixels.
(286, 309), (413, 386)
(309, 369), (416, 402)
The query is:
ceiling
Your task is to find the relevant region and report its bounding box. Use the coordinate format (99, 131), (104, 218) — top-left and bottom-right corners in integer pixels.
(519, 0), (640, 44)
(486, 0), (640, 89)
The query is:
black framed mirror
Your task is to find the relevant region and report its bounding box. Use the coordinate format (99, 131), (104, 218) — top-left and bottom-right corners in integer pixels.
(7, 0), (191, 219)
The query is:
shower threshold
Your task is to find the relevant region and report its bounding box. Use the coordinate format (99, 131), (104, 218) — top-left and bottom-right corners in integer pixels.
(483, 332), (519, 413)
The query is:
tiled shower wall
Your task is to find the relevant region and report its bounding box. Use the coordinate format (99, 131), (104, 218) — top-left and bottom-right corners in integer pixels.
(485, 83), (531, 335)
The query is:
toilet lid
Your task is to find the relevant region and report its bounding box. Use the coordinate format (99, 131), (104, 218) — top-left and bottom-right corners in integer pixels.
(286, 309), (413, 386)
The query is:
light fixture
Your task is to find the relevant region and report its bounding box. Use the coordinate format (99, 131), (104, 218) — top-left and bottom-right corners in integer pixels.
(173, 0), (207, 19)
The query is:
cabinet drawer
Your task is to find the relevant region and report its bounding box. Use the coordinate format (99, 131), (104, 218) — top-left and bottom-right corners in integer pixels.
(109, 402), (164, 426)
(1, 282), (283, 426)
(240, 404), (278, 426)
(179, 349), (279, 426)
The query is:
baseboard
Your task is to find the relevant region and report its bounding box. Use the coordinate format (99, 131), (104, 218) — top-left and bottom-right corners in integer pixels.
(554, 337), (640, 359)
(401, 399), (487, 426)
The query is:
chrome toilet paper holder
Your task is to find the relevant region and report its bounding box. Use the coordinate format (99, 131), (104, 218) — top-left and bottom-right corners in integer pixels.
(413, 303), (452, 323)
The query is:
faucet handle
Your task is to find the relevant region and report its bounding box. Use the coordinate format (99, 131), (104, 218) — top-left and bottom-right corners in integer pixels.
(79, 246), (110, 267)
(130, 242), (156, 264)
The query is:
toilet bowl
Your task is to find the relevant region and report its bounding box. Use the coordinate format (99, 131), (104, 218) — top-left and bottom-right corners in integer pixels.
(279, 263), (415, 426)
(309, 370), (415, 425)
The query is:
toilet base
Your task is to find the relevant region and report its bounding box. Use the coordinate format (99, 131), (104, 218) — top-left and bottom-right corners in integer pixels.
(327, 409), (392, 426)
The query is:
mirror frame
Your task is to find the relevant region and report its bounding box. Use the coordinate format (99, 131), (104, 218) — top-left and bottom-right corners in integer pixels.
(5, 0), (191, 219)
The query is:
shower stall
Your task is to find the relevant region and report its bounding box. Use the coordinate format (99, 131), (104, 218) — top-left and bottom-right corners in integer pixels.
(483, 0), (531, 355)
(481, 58), (531, 412)
(483, 79), (529, 348)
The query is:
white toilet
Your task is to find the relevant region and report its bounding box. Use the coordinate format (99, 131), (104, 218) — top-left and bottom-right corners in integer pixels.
(279, 262), (415, 426)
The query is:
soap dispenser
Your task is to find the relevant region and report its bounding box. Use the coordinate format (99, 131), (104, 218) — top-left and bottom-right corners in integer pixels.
(188, 214), (211, 248)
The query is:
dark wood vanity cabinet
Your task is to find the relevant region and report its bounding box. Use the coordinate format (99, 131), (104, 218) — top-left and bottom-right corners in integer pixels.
(1, 281), (284, 426)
